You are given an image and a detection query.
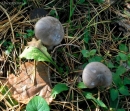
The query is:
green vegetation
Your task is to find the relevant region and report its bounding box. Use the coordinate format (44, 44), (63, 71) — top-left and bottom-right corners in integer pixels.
(0, 0), (130, 111)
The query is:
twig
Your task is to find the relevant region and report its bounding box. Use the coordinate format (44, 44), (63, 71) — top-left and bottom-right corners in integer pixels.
(51, 43), (80, 54)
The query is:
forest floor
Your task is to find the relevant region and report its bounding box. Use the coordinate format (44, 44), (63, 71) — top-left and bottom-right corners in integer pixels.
(0, 0), (130, 111)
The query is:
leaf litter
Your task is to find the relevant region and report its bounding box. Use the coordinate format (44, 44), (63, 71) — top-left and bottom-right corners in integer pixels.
(7, 62), (53, 104)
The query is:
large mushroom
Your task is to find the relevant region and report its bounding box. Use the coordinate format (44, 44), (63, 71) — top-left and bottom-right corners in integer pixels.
(82, 62), (112, 88)
(34, 16), (64, 49)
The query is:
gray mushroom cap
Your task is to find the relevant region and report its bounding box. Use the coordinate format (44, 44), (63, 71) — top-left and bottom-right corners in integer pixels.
(35, 16), (64, 47)
(82, 62), (112, 88)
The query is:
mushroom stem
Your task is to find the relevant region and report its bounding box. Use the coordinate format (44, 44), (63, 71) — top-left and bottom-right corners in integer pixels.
(96, 89), (100, 111)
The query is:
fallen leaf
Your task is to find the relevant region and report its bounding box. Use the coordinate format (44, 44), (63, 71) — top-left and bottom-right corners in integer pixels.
(7, 62), (53, 104)
(20, 38), (55, 66)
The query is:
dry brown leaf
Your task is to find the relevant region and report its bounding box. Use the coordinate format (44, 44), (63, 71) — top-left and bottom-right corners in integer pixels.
(7, 62), (53, 104)
(27, 38), (42, 48)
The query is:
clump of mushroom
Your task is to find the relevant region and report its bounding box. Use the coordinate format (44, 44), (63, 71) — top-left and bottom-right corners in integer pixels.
(82, 62), (112, 88)
(34, 16), (64, 49)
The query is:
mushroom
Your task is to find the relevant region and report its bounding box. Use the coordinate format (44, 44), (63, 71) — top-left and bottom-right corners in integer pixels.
(34, 16), (64, 49)
(82, 62), (112, 88)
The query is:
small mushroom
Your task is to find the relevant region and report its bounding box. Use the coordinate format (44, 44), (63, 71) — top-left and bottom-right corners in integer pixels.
(34, 16), (64, 49)
(82, 62), (112, 88)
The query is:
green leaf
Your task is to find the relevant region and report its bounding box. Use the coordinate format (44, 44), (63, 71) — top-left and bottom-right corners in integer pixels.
(94, 0), (105, 3)
(124, 77), (130, 85)
(118, 52), (128, 61)
(20, 46), (52, 63)
(5, 43), (14, 55)
(83, 92), (107, 108)
(77, 82), (87, 89)
(78, 0), (85, 4)
(84, 92), (95, 100)
(112, 73), (122, 86)
(81, 50), (90, 58)
(119, 44), (128, 52)
(40, 45), (52, 60)
(116, 66), (126, 75)
(127, 61), (130, 67)
(22, 0), (27, 6)
(119, 86), (130, 96)
(27, 31), (34, 37)
(95, 99), (107, 108)
(107, 61), (114, 68)
(26, 29), (34, 33)
(127, 53), (130, 60)
(26, 96), (50, 111)
(110, 98), (118, 109)
(50, 9), (55, 16)
(83, 29), (90, 43)
(89, 49), (96, 56)
(116, 55), (121, 62)
(110, 89), (119, 101)
(51, 83), (69, 99)
(117, 109), (125, 111)
(88, 56), (103, 62)
(23, 34), (28, 39)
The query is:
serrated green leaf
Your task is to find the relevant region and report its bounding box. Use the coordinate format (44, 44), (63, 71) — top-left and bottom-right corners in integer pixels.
(119, 44), (128, 52)
(77, 82), (87, 89)
(81, 49), (96, 58)
(116, 55), (121, 62)
(107, 61), (114, 68)
(51, 83), (69, 99)
(20, 46), (52, 63)
(89, 49), (96, 56)
(110, 89), (119, 101)
(26, 96), (50, 111)
(81, 50), (90, 58)
(83, 31), (90, 43)
(88, 56), (103, 62)
(116, 66), (126, 75)
(119, 86), (130, 96)
(124, 77), (130, 85)
(112, 73), (122, 86)
(118, 52), (128, 61)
